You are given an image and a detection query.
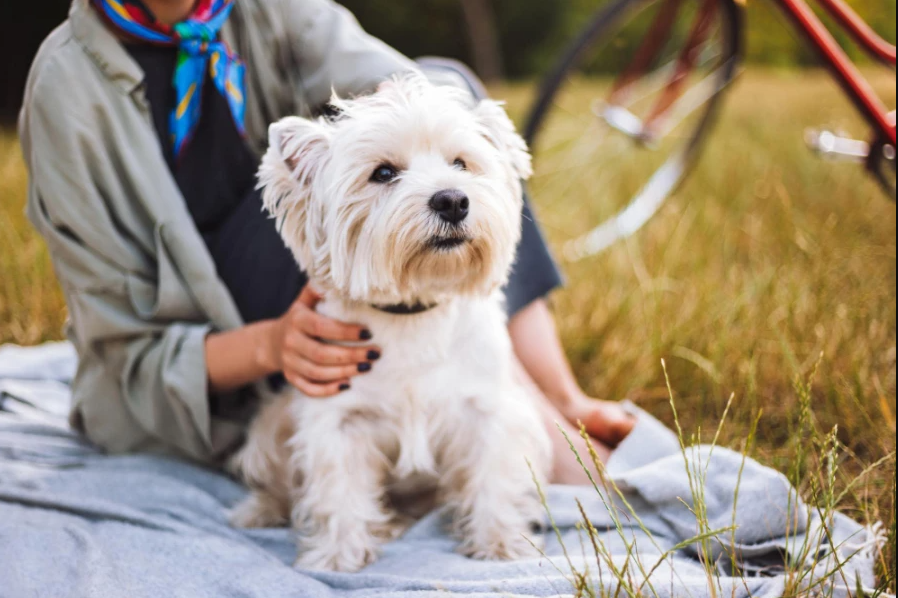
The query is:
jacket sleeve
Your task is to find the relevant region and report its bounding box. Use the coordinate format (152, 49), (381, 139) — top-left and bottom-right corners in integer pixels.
(279, 0), (417, 109)
(19, 60), (241, 463)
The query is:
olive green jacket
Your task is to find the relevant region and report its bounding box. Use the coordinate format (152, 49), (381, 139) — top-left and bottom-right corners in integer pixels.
(18, 0), (415, 464)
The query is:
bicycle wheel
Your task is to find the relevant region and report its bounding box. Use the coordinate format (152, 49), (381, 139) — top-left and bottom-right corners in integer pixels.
(525, 0), (743, 260)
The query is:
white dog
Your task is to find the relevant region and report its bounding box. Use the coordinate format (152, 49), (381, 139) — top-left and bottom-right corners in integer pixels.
(229, 74), (553, 573)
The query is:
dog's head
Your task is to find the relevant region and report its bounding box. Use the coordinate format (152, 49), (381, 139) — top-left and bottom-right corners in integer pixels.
(258, 74), (532, 307)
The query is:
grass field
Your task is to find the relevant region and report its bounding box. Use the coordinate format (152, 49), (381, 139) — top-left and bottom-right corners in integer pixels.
(1, 69), (896, 592)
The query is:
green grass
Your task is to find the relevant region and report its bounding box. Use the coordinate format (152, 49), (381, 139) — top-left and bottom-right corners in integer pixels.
(1, 68), (895, 592)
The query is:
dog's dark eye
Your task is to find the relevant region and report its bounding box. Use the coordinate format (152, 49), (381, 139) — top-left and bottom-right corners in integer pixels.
(371, 165), (399, 184)
(321, 103), (344, 123)
(453, 158), (468, 171)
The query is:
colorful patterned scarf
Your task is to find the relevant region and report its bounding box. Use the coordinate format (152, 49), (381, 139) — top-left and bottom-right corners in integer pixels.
(92, 0), (246, 158)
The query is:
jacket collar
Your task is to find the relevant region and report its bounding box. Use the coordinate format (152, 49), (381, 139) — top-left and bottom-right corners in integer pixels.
(69, 0), (145, 95)
(69, 0), (239, 97)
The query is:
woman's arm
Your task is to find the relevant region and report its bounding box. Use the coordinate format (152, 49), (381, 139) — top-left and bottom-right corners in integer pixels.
(509, 299), (635, 448)
(280, 0), (417, 109)
(206, 287), (380, 397)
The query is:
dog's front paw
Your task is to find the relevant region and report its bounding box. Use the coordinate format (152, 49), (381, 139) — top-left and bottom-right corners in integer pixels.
(295, 534), (382, 573)
(295, 545), (379, 573)
(459, 524), (543, 561)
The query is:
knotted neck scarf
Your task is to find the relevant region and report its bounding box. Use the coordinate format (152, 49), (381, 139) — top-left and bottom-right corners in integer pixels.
(92, 0), (246, 158)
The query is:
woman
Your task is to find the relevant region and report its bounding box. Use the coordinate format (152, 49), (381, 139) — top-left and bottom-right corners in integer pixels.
(19, 0), (633, 483)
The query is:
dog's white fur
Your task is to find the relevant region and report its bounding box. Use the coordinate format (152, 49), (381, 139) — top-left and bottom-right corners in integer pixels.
(229, 74), (552, 573)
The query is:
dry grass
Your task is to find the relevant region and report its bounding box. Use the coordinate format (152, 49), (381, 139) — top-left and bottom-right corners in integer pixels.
(0, 133), (67, 345)
(1, 68), (895, 591)
(501, 68), (897, 592)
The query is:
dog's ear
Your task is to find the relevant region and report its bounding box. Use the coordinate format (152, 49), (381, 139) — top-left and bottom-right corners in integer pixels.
(258, 116), (332, 270)
(473, 99), (533, 181)
(267, 116), (331, 179)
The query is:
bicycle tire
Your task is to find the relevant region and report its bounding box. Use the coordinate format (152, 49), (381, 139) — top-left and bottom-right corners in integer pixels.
(525, 0), (744, 260)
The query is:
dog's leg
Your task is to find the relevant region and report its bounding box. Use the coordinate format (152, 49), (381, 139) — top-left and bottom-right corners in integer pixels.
(229, 489), (290, 528)
(440, 393), (551, 560)
(228, 394), (295, 529)
(290, 408), (394, 573)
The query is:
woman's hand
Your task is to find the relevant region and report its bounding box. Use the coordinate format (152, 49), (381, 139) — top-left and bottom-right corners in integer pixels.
(559, 394), (635, 448)
(263, 287), (380, 397)
(205, 287), (379, 396)
(534, 389), (635, 485)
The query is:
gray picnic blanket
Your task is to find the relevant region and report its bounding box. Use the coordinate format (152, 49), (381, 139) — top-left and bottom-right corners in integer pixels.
(0, 343), (885, 598)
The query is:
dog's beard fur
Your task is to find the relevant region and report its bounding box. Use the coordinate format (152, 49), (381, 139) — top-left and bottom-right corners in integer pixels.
(258, 74), (531, 307)
(234, 74), (551, 573)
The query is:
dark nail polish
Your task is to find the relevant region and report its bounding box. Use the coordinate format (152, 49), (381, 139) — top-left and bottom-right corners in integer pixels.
(367, 350), (381, 361)
(339, 384), (351, 392)
(359, 329), (373, 341)
(358, 362), (372, 373)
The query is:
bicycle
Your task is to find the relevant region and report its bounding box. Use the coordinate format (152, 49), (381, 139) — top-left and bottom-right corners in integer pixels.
(524, 0), (896, 260)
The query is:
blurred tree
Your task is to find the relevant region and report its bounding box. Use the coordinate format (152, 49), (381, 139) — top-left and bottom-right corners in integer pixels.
(491, 0), (566, 78)
(0, 0), (71, 123)
(459, 0), (504, 81)
(337, 0), (561, 79)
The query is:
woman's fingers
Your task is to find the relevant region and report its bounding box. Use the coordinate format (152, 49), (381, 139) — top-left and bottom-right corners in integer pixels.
(297, 285), (323, 309)
(288, 289), (371, 343)
(297, 308), (372, 343)
(288, 332), (379, 367)
(284, 373), (350, 399)
(284, 355), (369, 385)
(578, 401), (635, 448)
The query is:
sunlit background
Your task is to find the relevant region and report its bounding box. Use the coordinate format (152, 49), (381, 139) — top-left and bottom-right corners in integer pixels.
(0, 0), (895, 590)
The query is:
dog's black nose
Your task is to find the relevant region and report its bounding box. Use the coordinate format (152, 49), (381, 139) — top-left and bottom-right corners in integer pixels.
(429, 189), (469, 225)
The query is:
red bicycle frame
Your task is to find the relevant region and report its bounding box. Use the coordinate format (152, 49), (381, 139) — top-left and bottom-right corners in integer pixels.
(778, 0), (896, 145)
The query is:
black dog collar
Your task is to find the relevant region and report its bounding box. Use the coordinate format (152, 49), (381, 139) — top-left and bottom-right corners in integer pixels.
(372, 302), (438, 316)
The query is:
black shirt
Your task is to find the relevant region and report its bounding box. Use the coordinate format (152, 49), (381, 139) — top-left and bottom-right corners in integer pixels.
(128, 43), (307, 324)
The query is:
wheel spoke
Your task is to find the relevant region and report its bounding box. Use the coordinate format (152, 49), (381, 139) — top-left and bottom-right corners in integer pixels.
(649, 62), (735, 140)
(526, 0), (739, 259)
